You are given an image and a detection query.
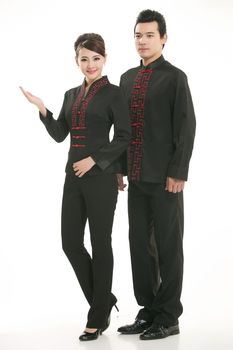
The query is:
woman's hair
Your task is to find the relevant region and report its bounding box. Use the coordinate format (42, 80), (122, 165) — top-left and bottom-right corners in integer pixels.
(74, 33), (106, 57)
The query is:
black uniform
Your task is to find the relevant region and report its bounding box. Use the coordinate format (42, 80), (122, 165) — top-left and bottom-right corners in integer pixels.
(40, 76), (131, 328)
(120, 56), (196, 326)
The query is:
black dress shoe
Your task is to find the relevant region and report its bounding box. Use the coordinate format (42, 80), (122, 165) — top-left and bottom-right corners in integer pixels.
(79, 329), (102, 341)
(140, 323), (180, 340)
(117, 318), (152, 334)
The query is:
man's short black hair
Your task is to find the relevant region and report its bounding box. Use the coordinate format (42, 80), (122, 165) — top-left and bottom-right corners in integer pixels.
(134, 9), (167, 38)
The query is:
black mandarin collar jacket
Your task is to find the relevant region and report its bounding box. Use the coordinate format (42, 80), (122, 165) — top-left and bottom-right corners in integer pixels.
(40, 76), (131, 175)
(120, 55), (196, 182)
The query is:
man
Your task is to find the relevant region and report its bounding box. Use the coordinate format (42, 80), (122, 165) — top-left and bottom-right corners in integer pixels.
(117, 9), (196, 340)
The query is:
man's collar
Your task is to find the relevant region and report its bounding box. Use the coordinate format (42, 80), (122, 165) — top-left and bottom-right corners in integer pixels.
(140, 55), (165, 69)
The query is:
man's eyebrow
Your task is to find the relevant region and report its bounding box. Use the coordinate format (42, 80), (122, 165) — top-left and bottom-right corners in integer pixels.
(135, 31), (156, 35)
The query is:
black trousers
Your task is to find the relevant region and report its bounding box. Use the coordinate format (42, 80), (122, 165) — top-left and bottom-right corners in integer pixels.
(128, 181), (184, 326)
(61, 173), (118, 328)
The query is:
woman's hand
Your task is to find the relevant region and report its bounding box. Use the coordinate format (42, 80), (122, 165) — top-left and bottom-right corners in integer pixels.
(19, 86), (47, 117)
(117, 174), (127, 191)
(73, 157), (96, 177)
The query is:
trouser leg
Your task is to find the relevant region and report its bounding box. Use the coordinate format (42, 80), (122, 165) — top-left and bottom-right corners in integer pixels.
(83, 174), (118, 328)
(61, 175), (93, 304)
(150, 185), (184, 326)
(128, 182), (160, 322)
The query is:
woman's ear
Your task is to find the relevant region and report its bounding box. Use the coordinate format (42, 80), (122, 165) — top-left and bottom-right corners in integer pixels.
(75, 56), (79, 67)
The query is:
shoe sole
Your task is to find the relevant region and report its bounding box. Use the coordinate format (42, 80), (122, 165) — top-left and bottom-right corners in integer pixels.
(118, 327), (148, 335)
(140, 328), (180, 340)
(119, 331), (145, 335)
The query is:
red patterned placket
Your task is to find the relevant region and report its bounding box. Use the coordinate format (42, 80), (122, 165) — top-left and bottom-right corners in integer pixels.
(128, 69), (153, 181)
(71, 77), (109, 148)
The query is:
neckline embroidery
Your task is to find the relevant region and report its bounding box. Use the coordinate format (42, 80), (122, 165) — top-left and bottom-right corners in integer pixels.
(71, 76), (109, 148)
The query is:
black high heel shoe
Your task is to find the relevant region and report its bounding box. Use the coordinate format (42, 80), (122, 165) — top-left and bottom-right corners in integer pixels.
(102, 298), (119, 333)
(79, 329), (102, 341)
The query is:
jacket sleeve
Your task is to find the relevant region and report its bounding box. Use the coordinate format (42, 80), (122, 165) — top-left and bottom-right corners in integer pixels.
(118, 75), (130, 175)
(91, 90), (131, 170)
(167, 71), (196, 180)
(39, 92), (69, 143)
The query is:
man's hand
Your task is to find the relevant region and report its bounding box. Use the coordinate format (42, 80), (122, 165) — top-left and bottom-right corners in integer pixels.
(73, 157), (96, 177)
(117, 174), (127, 191)
(165, 177), (185, 193)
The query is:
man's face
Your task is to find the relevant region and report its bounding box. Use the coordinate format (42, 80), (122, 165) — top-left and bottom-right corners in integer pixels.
(134, 21), (167, 64)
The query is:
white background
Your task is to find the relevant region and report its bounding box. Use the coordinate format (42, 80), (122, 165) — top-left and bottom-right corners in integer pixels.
(0, 0), (233, 349)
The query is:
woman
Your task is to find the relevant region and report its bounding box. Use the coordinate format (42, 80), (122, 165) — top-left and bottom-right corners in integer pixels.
(20, 33), (131, 341)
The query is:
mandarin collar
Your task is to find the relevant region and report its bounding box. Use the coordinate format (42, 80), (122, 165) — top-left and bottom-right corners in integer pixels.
(81, 75), (109, 90)
(140, 55), (165, 70)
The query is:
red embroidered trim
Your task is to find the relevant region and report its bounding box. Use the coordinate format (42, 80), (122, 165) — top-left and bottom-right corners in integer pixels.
(71, 127), (86, 130)
(72, 84), (85, 128)
(72, 144), (86, 148)
(71, 77), (109, 148)
(128, 69), (153, 181)
(72, 136), (86, 139)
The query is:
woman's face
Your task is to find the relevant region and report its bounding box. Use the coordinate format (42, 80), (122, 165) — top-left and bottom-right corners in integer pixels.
(76, 47), (106, 85)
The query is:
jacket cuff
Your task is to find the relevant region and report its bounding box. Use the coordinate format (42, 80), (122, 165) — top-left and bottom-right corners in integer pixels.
(90, 154), (110, 170)
(167, 164), (189, 181)
(39, 109), (53, 125)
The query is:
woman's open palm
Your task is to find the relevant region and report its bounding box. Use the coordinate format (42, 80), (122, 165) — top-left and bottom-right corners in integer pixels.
(20, 86), (46, 116)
